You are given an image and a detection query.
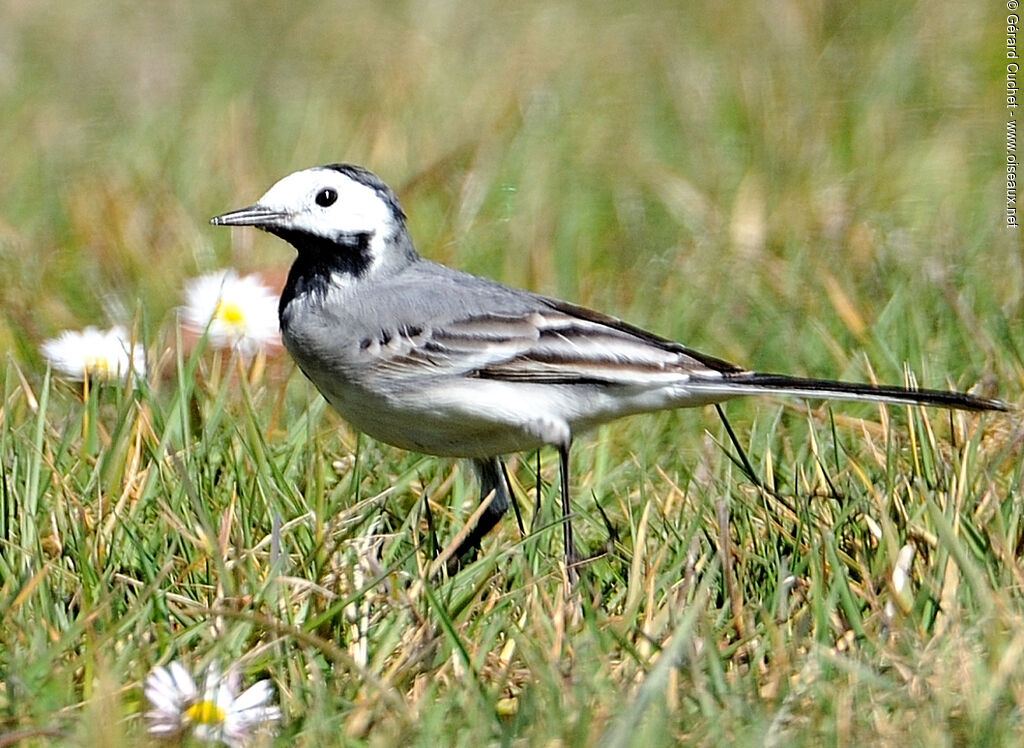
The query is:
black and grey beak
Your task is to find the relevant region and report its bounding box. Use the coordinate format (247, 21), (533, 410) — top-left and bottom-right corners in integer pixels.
(210, 204), (289, 228)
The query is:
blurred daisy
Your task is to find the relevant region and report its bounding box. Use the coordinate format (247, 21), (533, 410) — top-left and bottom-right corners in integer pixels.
(181, 269), (279, 356)
(144, 660), (281, 746)
(40, 325), (146, 382)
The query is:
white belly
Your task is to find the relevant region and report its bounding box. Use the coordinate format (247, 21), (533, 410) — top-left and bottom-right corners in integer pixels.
(308, 371), (728, 458)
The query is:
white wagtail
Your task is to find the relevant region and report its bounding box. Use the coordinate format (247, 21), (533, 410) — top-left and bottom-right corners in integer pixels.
(212, 164), (1008, 571)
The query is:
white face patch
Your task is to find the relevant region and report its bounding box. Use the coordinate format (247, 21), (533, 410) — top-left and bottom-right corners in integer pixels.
(255, 167), (398, 239)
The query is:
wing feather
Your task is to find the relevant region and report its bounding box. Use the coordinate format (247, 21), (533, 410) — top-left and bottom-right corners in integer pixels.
(364, 296), (745, 386)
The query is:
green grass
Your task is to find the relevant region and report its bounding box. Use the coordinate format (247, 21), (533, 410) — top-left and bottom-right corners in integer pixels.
(1, 0), (1022, 744)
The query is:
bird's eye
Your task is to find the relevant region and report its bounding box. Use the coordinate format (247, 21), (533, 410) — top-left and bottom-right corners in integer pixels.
(315, 188), (338, 207)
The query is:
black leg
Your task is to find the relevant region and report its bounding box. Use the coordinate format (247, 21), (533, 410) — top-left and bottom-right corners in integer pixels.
(559, 444), (578, 572)
(447, 457), (512, 573)
(502, 460), (526, 537)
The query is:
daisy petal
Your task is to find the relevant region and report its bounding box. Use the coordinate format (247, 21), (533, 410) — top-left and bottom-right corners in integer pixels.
(181, 270), (280, 356)
(143, 659), (281, 744)
(40, 326), (146, 383)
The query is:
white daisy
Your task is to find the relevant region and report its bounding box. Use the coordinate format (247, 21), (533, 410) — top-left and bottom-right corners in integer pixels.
(181, 269), (280, 356)
(144, 660), (282, 746)
(40, 325), (146, 382)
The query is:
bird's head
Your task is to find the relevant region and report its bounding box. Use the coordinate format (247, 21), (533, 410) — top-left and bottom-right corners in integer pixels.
(211, 164), (417, 281)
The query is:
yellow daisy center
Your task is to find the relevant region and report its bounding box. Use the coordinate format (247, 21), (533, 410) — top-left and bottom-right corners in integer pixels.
(83, 355), (112, 379)
(186, 699), (227, 725)
(214, 299), (246, 328)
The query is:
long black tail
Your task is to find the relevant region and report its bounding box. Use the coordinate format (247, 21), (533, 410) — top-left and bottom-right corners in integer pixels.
(687, 372), (1010, 413)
